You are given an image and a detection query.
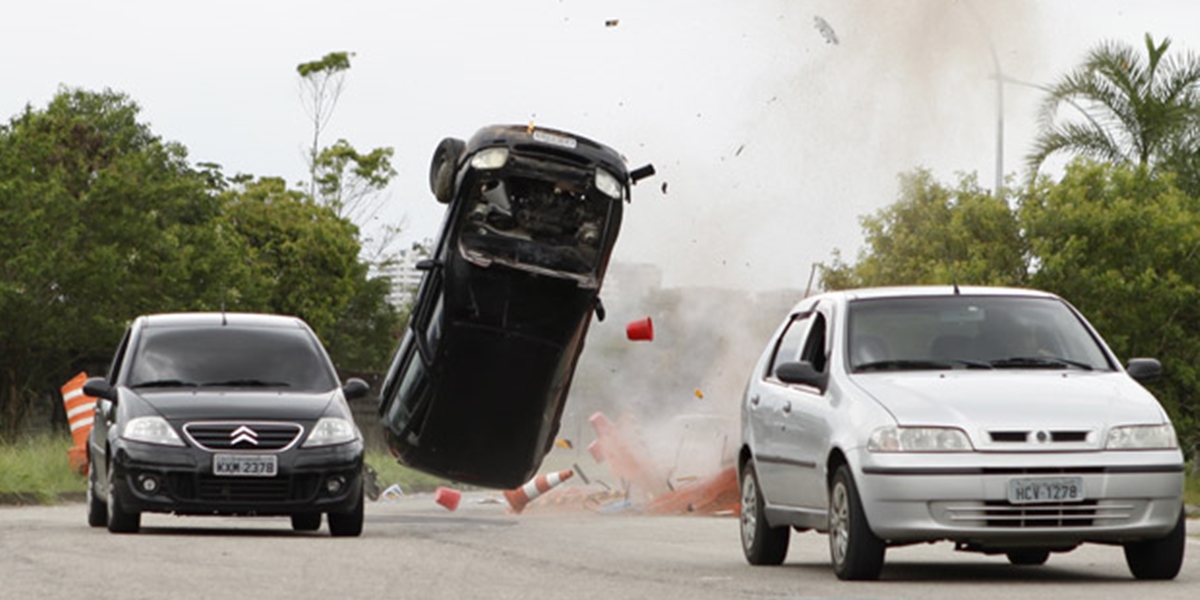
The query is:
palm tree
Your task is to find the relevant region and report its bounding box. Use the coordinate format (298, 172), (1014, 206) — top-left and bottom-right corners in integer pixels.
(1028, 34), (1200, 177)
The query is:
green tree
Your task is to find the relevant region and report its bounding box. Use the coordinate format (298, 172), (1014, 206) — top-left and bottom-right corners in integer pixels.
(1028, 34), (1200, 177)
(296, 51), (354, 200)
(0, 88), (250, 434)
(821, 170), (1026, 290)
(1021, 161), (1200, 450)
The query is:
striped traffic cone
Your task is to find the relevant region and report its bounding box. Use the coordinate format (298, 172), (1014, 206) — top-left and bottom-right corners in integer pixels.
(504, 469), (574, 514)
(60, 372), (97, 475)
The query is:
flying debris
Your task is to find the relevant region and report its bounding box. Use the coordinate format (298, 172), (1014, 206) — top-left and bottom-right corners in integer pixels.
(813, 15), (838, 45)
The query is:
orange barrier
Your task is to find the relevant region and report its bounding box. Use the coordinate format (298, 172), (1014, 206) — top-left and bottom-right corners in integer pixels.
(505, 469), (573, 514)
(644, 465), (740, 516)
(587, 412), (671, 503)
(60, 372), (96, 475)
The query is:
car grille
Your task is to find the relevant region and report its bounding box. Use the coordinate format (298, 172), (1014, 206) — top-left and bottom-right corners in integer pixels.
(942, 500), (1135, 528)
(166, 473), (321, 503)
(183, 422), (304, 452)
(988, 430), (1092, 443)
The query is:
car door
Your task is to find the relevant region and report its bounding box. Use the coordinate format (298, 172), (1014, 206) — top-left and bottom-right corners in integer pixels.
(777, 306), (837, 510)
(752, 312), (813, 508)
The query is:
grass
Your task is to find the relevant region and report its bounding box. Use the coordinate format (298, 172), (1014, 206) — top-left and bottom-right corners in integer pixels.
(0, 434), (452, 505)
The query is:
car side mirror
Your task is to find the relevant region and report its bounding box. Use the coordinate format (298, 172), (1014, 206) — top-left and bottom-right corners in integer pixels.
(83, 377), (117, 403)
(776, 361), (828, 392)
(415, 258), (441, 272)
(343, 378), (371, 401)
(1126, 358), (1162, 383)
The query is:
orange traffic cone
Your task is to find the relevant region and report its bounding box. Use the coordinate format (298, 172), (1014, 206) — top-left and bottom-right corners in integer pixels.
(60, 372), (96, 475)
(504, 469), (574, 514)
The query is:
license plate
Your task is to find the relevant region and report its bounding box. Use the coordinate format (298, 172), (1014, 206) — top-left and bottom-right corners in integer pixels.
(1007, 477), (1084, 504)
(213, 454), (277, 477)
(532, 130), (577, 149)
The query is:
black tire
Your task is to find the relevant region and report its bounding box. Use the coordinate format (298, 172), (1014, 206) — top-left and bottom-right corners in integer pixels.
(1124, 508), (1185, 580)
(1006, 549), (1050, 566)
(86, 452), (107, 528)
(291, 512), (322, 532)
(829, 465), (885, 580)
(429, 138), (465, 204)
(106, 466), (140, 534)
(328, 490), (364, 537)
(739, 461), (789, 565)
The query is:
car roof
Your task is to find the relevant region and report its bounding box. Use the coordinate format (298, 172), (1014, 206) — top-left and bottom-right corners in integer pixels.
(790, 285), (1061, 314)
(138, 312), (309, 330)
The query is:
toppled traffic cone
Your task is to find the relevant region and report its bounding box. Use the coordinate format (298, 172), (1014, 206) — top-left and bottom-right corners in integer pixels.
(435, 487), (461, 511)
(505, 469), (573, 514)
(644, 465), (740, 516)
(626, 317), (653, 341)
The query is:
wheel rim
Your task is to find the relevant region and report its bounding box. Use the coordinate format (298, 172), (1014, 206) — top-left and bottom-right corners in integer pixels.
(830, 481), (850, 566)
(740, 472), (757, 551)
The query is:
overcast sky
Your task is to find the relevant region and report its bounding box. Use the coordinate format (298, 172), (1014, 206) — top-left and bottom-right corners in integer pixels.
(3, 1), (1195, 291)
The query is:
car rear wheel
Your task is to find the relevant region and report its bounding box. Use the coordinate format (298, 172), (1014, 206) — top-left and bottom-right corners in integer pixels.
(829, 465), (885, 580)
(739, 461), (789, 565)
(291, 512), (322, 532)
(328, 490), (364, 537)
(106, 466), (140, 534)
(1124, 508), (1185, 580)
(86, 452), (107, 528)
(1006, 549), (1050, 566)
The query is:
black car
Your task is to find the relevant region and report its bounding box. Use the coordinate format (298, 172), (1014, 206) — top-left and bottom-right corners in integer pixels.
(83, 312), (369, 535)
(379, 124), (653, 488)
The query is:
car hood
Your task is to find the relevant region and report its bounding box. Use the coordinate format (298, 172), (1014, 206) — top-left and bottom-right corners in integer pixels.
(128, 389), (337, 422)
(850, 371), (1167, 431)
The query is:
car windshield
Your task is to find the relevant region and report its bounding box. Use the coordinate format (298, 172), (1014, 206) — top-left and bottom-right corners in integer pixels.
(126, 326), (339, 392)
(846, 295), (1114, 373)
(458, 171), (614, 281)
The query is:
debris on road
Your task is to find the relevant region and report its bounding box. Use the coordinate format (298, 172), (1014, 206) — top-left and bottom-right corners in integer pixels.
(505, 469), (574, 513)
(626, 317), (654, 341)
(435, 487), (462, 511)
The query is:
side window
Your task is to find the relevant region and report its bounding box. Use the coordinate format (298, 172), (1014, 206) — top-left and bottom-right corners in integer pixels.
(107, 327), (133, 384)
(769, 313), (813, 377)
(800, 313), (829, 373)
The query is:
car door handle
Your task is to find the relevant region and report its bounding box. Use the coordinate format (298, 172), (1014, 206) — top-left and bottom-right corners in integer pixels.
(750, 395), (760, 407)
(781, 401), (792, 414)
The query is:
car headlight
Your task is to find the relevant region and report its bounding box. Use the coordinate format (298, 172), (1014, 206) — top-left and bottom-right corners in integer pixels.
(594, 168), (623, 199)
(469, 147), (509, 170)
(868, 426), (973, 452)
(1105, 424), (1178, 450)
(122, 416), (185, 446)
(303, 418), (360, 447)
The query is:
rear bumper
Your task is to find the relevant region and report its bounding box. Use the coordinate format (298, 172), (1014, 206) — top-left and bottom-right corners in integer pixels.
(110, 439), (364, 516)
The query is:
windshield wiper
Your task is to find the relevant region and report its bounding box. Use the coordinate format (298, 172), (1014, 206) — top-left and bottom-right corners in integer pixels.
(990, 356), (1095, 371)
(131, 379), (198, 389)
(855, 359), (957, 372)
(201, 379), (293, 388)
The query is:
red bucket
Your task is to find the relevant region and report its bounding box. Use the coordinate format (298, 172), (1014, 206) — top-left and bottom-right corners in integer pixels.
(435, 487), (461, 511)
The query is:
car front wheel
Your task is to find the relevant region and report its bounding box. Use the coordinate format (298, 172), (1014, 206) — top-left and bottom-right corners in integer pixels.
(328, 490), (364, 537)
(739, 461), (789, 565)
(291, 512), (322, 532)
(1124, 508), (1185, 580)
(86, 452), (107, 528)
(829, 465), (885, 580)
(106, 466), (140, 534)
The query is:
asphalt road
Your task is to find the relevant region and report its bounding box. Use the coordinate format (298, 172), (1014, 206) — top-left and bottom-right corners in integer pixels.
(3, 493), (1200, 600)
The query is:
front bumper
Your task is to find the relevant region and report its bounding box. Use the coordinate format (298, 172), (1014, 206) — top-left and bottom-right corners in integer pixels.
(852, 449), (1183, 548)
(110, 439), (364, 516)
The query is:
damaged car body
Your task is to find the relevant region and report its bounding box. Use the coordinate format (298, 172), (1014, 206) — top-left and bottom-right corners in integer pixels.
(379, 125), (653, 488)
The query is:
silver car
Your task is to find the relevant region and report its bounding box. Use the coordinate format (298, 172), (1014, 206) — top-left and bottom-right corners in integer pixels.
(738, 286), (1185, 580)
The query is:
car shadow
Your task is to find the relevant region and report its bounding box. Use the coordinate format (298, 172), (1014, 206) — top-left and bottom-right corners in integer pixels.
(776, 559), (1126, 582)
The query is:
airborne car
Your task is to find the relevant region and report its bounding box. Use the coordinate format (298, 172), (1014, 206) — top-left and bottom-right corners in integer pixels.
(379, 125), (653, 488)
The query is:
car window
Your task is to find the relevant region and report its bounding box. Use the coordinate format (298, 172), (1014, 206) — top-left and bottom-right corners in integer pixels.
(769, 313), (813, 377)
(126, 326), (339, 392)
(799, 313), (829, 373)
(846, 295), (1114, 372)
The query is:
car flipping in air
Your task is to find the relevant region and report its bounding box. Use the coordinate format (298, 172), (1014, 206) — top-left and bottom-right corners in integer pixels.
(379, 124), (654, 488)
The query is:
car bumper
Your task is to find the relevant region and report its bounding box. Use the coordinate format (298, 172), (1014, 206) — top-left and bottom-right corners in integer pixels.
(853, 449), (1184, 547)
(110, 439), (364, 516)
